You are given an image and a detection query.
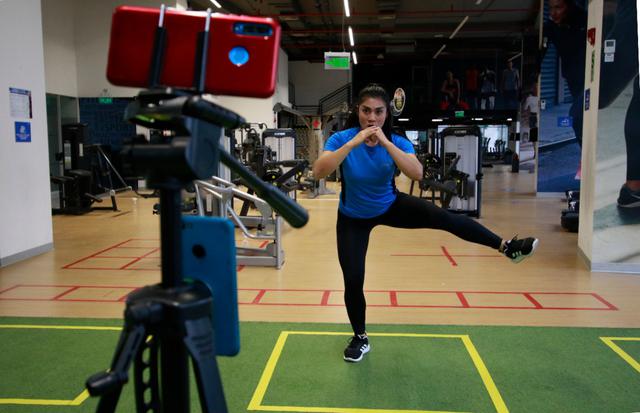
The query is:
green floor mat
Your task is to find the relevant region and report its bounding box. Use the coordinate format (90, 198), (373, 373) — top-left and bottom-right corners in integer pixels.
(1, 317), (639, 413)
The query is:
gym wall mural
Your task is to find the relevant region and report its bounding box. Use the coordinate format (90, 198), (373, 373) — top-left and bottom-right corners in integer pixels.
(592, 0), (640, 268)
(537, 0), (586, 193)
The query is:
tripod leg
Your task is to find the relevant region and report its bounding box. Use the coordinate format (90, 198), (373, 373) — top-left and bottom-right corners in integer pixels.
(184, 317), (228, 413)
(95, 386), (123, 413)
(134, 335), (161, 413)
(87, 323), (146, 413)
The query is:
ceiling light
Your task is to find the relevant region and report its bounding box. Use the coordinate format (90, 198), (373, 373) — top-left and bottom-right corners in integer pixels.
(279, 14), (300, 21)
(449, 15), (469, 39)
(348, 26), (355, 47)
(378, 13), (396, 20)
(210, 0), (222, 8)
(473, 117), (484, 121)
(398, 118), (410, 122)
(386, 44), (415, 54)
(343, 0), (350, 17)
(508, 52), (523, 62)
(475, 0), (483, 4)
(433, 44), (446, 59)
(352, 51), (358, 65)
(434, 34), (444, 38)
(431, 118), (443, 122)
(507, 118), (513, 121)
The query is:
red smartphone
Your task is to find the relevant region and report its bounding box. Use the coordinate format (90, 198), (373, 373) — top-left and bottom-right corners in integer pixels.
(106, 6), (281, 98)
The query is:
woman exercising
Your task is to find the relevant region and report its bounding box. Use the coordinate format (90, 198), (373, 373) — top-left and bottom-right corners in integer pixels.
(313, 84), (539, 362)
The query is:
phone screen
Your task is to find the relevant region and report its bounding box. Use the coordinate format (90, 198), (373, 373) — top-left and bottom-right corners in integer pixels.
(107, 6), (281, 98)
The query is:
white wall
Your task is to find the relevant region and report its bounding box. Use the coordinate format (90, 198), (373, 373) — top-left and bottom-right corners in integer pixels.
(577, 0), (602, 266)
(41, 0), (78, 96)
(41, 0), (166, 97)
(74, 0), (166, 97)
(288, 61), (351, 106)
(274, 48), (291, 107)
(0, 0), (53, 265)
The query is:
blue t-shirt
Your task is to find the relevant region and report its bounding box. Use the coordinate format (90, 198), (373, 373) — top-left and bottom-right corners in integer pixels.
(324, 127), (415, 219)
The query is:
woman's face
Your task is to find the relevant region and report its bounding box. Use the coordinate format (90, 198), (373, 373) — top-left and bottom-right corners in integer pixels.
(549, 0), (569, 24)
(357, 97), (387, 130)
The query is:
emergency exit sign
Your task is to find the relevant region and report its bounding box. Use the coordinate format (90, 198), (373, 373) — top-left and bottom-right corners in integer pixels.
(455, 110), (465, 118)
(324, 52), (350, 70)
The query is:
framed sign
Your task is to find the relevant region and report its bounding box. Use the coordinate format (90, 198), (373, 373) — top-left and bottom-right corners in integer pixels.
(391, 88), (406, 116)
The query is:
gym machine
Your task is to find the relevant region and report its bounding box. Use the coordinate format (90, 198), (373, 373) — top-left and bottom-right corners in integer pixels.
(434, 126), (483, 217)
(51, 123), (133, 214)
(194, 176), (286, 268)
(411, 152), (470, 210)
(232, 124), (310, 214)
(410, 126), (482, 217)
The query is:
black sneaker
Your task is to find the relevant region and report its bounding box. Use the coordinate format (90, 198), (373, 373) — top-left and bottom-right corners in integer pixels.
(617, 185), (640, 208)
(343, 334), (370, 362)
(503, 236), (539, 264)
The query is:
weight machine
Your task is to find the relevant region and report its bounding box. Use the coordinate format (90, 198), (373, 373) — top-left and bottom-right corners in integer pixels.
(194, 176), (286, 268)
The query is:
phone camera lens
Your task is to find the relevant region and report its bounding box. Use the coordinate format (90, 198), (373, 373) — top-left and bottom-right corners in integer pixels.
(229, 46), (250, 66)
(233, 22), (272, 36)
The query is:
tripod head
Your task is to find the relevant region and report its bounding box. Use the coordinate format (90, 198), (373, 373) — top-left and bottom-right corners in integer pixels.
(122, 87), (309, 227)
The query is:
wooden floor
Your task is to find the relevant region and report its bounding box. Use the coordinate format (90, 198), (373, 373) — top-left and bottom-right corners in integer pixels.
(2, 165), (640, 329)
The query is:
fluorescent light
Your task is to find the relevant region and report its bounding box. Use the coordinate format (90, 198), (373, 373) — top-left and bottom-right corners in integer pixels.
(398, 118), (410, 122)
(508, 52), (522, 62)
(473, 117), (484, 121)
(348, 27), (355, 46)
(507, 118), (513, 121)
(352, 51), (358, 65)
(378, 13), (396, 20)
(449, 15), (469, 39)
(433, 44), (446, 59)
(343, 0), (350, 17)
(431, 118), (443, 122)
(210, 0), (222, 8)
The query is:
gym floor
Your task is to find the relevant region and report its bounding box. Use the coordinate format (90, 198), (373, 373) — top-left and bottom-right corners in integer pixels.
(1, 165), (640, 412)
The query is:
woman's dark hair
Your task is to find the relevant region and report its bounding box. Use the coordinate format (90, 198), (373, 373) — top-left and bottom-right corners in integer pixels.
(344, 83), (394, 138)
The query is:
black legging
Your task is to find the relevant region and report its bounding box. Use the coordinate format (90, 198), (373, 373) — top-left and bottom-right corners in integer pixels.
(336, 192), (502, 335)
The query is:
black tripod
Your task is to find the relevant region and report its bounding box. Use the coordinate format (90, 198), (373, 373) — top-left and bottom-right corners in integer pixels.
(86, 7), (308, 412)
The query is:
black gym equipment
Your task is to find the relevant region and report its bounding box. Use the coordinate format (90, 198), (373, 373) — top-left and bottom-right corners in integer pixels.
(482, 135), (507, 164)
(51, 123), (133, 214)
(561, 190), (580, 232)
(232, 124), (310, 215)
(410, 126), (482, 217)
(411, 153), (469, 209)
(85, 8), (308, 413)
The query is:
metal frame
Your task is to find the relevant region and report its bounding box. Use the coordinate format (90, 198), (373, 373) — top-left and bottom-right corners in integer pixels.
(194, 176), (285, 269)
